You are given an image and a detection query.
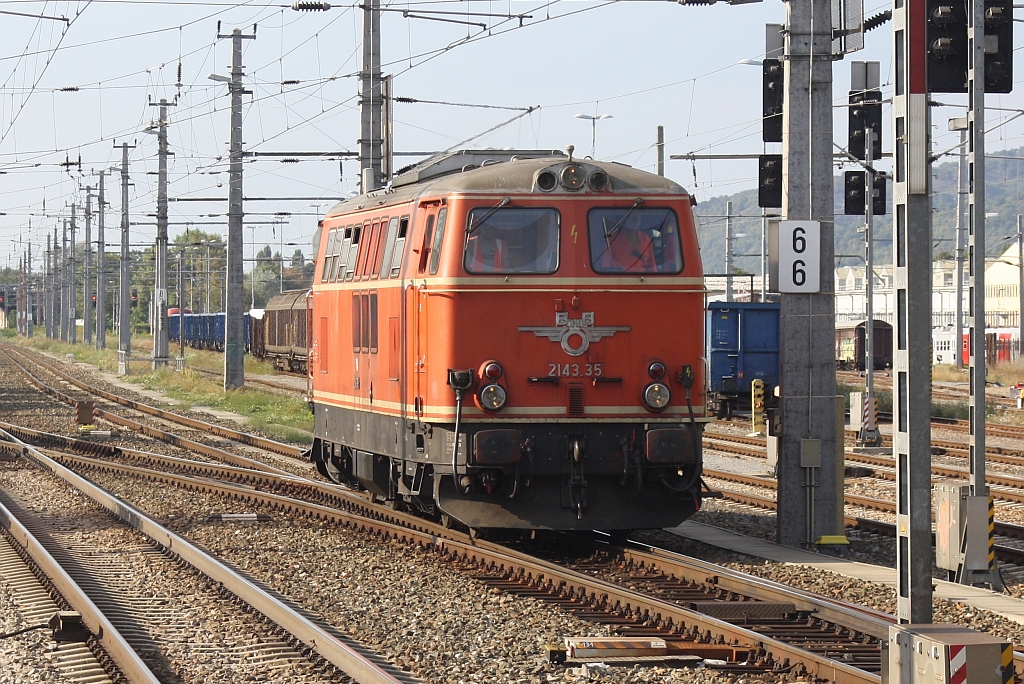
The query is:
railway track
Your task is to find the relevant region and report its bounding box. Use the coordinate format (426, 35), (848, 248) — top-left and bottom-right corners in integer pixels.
(1, 433), (889, 684)
(0, 432), (411, 684)
(0, 355), (925, 683)
(188, 365), (308, 395)
(836, 370), (1018, 411)
(2, 346), (306, 465)
(7, 345), (1024, 681)
(704, 429), (1024, 509)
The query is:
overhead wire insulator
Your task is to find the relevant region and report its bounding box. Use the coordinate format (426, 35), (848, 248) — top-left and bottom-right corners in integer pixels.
(291, 1), (331, 10)
(864, 10), (891, 32)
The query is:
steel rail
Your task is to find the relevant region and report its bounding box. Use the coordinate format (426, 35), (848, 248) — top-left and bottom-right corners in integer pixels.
(12, 430), (894, 645)
(0, 351), (297, 476)
(0, 432), (415, 684)
(13, 445), (882, 684)
(0, 498), (160, 684)
(704, 431), (1024, 506)
(3, 347), (304, 458)
(712, 427), (1024, 468)
(701, 476), (1024, 566)
(622, 544), (893, 640)
(0, 419), (448, 539)
(189, 365), (307, 395)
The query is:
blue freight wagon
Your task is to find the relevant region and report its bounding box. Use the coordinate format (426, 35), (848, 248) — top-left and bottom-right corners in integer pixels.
(706, 302), (780, 417)
(168, 312), (250, 352)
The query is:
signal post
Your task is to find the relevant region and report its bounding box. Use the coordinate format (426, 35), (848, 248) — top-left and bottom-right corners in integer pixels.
(774, 0), (842, 549)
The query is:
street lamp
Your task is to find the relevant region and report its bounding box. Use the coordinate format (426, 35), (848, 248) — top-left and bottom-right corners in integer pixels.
(573, 113), (613, 158)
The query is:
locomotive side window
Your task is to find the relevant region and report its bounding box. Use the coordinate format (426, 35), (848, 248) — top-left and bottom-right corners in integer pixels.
(367, 221), (383, 279)
(587, 207), (683, 274)
(346, 225), (362, 281)
(418, 214), (436, 274)
(334, 226), (353, 282)
(369, 219), (388, 279)
(379, 217), (399, 279)
(389, 216), (409, 278)
(463, 207), (560, 274)
(351, 292), (361, 352)
(356, 221), (376, 279)
(360, 293), (371, 351)
(321, 228), (337, 283)
(428, 208), (448, 275)
(334, 228), (345, 282)
(369, 292), (378, 353)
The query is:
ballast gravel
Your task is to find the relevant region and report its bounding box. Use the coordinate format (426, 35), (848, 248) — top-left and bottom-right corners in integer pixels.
(81, 466), (761, 684)
(0, 461), (342, 684)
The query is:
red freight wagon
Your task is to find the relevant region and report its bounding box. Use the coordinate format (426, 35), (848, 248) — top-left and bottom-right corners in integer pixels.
(306, 149), (708, 531)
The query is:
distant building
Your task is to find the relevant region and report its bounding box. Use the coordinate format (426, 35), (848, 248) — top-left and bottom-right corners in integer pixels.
(984, 243), (1023, 328)
(835, 260), (960, 326)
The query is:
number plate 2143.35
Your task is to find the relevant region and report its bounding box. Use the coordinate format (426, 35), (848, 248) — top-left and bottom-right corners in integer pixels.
(548, 363), (603, 378)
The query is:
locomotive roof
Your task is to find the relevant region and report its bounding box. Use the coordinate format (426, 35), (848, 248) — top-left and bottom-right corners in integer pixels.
(323, 151), (691, 219)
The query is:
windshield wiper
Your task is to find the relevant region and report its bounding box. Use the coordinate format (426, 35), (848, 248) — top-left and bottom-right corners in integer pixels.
(466, 197), (511, 237)
(603, 197), (645, 242)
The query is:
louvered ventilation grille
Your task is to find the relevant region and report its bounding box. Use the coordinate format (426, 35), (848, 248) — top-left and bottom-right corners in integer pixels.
(568, 383), (584, 418)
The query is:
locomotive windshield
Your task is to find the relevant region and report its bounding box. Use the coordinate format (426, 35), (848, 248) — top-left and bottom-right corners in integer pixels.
(463, 207), (560, 274)
(588, 207), (683, 274)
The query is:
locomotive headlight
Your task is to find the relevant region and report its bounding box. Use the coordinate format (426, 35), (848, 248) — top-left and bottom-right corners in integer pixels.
(479, 383), (508, 411)
(560, 164), (586, 191)
(643, 382), (671, 411)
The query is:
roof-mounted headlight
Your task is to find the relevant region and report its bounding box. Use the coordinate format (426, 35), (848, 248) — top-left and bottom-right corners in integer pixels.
(560, 164), (586, 191)
(588, 170), (609, 191)
(537, 170), (558, 192)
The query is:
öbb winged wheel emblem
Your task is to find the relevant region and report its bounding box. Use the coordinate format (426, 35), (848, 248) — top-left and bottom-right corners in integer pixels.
(518, 312), (630, 357)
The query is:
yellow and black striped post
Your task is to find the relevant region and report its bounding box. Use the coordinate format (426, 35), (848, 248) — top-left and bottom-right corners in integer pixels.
(1001, 641), (1014, 684)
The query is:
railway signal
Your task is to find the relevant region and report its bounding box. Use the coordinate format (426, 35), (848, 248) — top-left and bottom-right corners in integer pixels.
(926, 0), (1013, 93)
(843, 171), (886, 216)
(848, 89), (882, 161)
(762, 60), (783, 143)
(758, 155), (782, 208)
(761, 24), (784, 143)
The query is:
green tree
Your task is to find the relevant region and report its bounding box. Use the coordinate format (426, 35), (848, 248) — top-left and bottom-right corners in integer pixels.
(173, 230), (227, 312)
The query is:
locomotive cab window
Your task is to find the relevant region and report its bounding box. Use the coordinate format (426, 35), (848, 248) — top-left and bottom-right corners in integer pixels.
(588, 207), (683, 274)
(429, 208), (447, 275)
(418, 214), (436, 274)
(463, 207), (560, 274)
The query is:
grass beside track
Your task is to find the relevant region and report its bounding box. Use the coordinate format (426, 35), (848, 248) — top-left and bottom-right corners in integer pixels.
(8, 335), (314, 444)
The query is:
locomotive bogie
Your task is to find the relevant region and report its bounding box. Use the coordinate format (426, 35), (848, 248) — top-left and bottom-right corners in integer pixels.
(308, 153), (708, 530)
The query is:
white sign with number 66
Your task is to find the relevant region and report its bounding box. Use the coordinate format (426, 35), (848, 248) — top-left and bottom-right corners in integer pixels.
(777, 220), (820, 293)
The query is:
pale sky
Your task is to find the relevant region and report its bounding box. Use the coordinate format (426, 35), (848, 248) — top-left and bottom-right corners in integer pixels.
(1, 0), (1020, 270)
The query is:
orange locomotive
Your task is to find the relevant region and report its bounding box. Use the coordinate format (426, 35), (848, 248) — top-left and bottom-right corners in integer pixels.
(307, 149), (708, 530)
